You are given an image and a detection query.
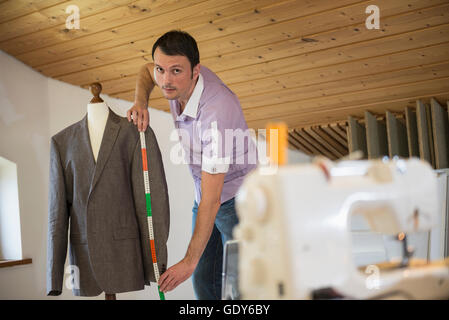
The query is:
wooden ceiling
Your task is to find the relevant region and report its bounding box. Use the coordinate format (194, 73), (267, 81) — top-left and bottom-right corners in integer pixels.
(1, 0), (449, 132)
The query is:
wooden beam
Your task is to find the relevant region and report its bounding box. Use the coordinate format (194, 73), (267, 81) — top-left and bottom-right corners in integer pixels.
(311, 126), (348, 156)
(405, 107), (420, 158)
(304, 127), (344, 158)
(347, 116), (367, 159)
(321, 125), (348, 148)
(289, 129), (321, 156)
(330, 123), (348, 142)
(416, 100), (435, 167)
(386, 111), (409, 158)
(288, 132), (314, 156)
(365, 111), (388, 159)
(430, 98), (449, 169)
(295, 129), (337, 160)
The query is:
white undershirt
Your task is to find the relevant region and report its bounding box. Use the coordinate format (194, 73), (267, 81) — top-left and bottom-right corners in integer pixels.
(87, 102), (109, 162)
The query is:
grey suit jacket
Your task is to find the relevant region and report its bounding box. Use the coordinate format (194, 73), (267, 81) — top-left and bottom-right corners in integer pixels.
(47, 109), (170, 296)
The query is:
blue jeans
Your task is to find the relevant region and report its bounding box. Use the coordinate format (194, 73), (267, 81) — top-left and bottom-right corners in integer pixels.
(191, 197), (238, 300)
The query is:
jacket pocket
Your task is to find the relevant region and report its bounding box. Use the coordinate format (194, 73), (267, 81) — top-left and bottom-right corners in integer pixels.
(70, 233), (87, 245)
(113, 227), (139, 240)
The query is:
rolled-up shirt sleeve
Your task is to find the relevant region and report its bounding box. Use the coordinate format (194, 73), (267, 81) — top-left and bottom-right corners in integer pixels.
(200, 99), (237, 174)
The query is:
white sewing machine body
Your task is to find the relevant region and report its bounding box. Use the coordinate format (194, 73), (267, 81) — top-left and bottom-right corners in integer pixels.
(234, 158), (449, 299)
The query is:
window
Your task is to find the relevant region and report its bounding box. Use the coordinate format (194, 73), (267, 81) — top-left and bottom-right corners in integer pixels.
(0, 156), (27, 267)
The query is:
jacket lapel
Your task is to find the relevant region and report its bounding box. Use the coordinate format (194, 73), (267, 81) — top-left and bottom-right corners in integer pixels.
(79, 115), (96, 168)
(89, 108), (121, 195)
(77, 115), (96, 195)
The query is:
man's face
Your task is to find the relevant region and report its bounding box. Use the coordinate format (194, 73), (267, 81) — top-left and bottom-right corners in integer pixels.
(153, 47), (200, 102)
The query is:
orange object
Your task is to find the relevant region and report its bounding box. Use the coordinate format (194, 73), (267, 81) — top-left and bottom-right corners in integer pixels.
(141, 148), (148, 171)
(150, 239), (157, 262)
(266, 122), (288, 166)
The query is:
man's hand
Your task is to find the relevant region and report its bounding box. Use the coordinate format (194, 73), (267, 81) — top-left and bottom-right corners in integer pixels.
(128, 63), (155, 132)
(127, 105), (149, 132)
(158, 258), (196, 293)
(158, 172), (225, 293)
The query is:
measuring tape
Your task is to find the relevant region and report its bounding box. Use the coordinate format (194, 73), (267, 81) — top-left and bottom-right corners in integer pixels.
(139, 131), (165, 300)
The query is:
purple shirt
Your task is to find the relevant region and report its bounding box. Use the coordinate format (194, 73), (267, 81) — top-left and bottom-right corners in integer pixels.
(169, 66), (258, 204)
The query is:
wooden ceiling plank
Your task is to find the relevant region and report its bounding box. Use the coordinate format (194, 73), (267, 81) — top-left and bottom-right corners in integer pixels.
(225, 48), (449, 100)
(190, 0), (361, 44)
(54, 22), (449, 88)
(243, 90), (449, 130)
(244, 91), (449, 130)
(8, 0), (357, 63)
(233, 61), (449, 110)
(0, 0), (136, 42)
(13, 0), (449, 77)
(32, 0), (380, 76)
(216, 23), (449, 85)
(1, 0), (244, 56)
(35, 3), (449, 81)
(430, 98), (449, 169)
(24, 0), (281, 69)
(10, 0), (365, 66)
(242, 76), (449, 122)
(107, 57), (449, 99)
(201, 2), (449, 71)
(199, 0), (449, 60)
(0, 0), (64, 24)
(4, 1), (447, 135)
(295, 92), (449, 129)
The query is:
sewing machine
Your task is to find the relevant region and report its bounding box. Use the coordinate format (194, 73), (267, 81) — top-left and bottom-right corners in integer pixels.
(233, 158), (449, 299)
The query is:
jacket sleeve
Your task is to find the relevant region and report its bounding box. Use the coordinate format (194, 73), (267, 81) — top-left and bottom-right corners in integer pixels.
(131, 127), (170, 285)
(46, 137), (69, 296)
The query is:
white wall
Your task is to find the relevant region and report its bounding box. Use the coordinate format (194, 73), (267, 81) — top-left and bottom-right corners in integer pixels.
(0, 50), (195, 300)
(0, 50), (50, 300)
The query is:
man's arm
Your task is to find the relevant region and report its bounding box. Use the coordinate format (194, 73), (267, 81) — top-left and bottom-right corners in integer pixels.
(127, 63), (155, 131)
(158, 171), (225, 293)
(185, 171), (225, 266)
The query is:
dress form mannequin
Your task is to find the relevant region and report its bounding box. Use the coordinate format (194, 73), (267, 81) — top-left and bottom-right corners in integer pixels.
(87, 83), (108, 163)
(88, 83), (116, 301)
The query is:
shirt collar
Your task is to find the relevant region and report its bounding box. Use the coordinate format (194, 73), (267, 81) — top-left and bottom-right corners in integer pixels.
(180, 73), (204, 119)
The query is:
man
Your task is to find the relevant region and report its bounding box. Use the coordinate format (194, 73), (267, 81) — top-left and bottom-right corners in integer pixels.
(127, 30), (257, 300)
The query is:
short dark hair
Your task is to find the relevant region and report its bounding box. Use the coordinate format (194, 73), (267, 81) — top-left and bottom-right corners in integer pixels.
(152, 30), (200, 70)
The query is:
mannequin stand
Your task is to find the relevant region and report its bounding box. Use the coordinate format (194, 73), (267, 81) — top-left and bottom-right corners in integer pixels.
(105, 293), (116, 300)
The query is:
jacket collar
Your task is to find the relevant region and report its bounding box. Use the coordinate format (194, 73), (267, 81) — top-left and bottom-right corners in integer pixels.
(80, 107), (121, 196)
(179, 73), (204, 119)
